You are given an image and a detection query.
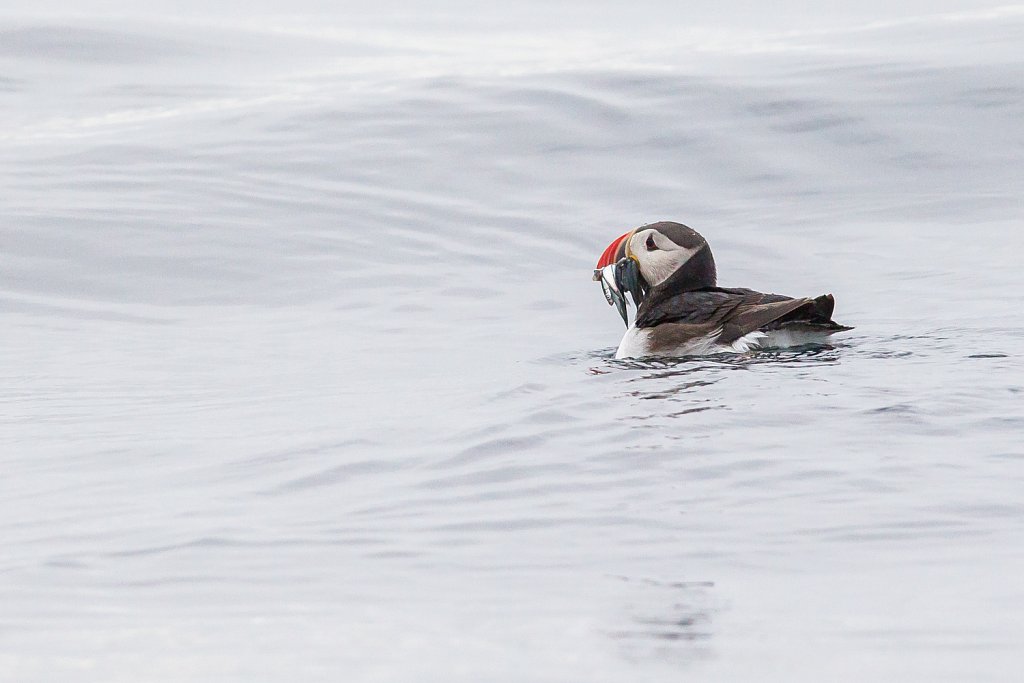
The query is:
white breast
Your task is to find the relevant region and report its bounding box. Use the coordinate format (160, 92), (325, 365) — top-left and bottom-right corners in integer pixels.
(614, 327), (833, 359)
(615, 326), (722, 359)
(614, 326), (651, 359)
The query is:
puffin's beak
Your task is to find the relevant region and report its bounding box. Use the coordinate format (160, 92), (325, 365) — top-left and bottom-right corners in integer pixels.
(616, 257), (647, 308)
(594, 228), (642, 327)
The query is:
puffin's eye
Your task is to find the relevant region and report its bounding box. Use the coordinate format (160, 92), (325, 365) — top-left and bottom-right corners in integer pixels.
(645, 234), (658, 251)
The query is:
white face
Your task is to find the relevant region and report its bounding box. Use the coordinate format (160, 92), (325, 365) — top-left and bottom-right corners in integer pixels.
(626, 228), (701, 287)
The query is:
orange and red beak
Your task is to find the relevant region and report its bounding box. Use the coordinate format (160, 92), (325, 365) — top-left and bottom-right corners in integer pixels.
(593, 229), (635, 277)
(593, 229), (646, 327)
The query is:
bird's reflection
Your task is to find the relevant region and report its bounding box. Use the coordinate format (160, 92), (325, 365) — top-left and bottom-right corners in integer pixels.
(587, 346), (843, 412)
(606, 576), (716, 660)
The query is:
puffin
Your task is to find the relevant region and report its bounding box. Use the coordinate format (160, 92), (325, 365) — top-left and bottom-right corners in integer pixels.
(593, 221), (852, 359)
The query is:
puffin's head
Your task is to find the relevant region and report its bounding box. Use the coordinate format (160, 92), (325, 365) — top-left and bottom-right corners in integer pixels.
(593, 221), (717, 326)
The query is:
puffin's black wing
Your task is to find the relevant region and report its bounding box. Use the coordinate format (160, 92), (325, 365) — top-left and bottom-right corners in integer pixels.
(635, 287), (789, 328)
(635, 287), (850, 343)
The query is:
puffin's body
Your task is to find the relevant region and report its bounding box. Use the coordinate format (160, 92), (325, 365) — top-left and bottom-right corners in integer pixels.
(594, 222), (851, 359)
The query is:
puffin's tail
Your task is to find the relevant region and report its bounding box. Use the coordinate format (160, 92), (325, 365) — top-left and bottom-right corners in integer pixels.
(773, 294), (853, 333)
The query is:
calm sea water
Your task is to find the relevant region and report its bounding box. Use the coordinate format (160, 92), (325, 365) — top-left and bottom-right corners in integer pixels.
(2, 3), (1023, 681)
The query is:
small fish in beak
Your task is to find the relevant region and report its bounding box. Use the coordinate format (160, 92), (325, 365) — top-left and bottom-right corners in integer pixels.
(593, 258), (648, 327)
(616, 257), (647, 309)
(595, 263), (628, 326)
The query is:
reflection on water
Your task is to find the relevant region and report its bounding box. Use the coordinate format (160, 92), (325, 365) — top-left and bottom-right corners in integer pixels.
(608, 577), (715, 660)
(587, 346), (844, 410)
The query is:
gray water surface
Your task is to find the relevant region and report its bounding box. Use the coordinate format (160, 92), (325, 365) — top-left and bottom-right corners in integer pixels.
(2, 3), (1023, 681)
